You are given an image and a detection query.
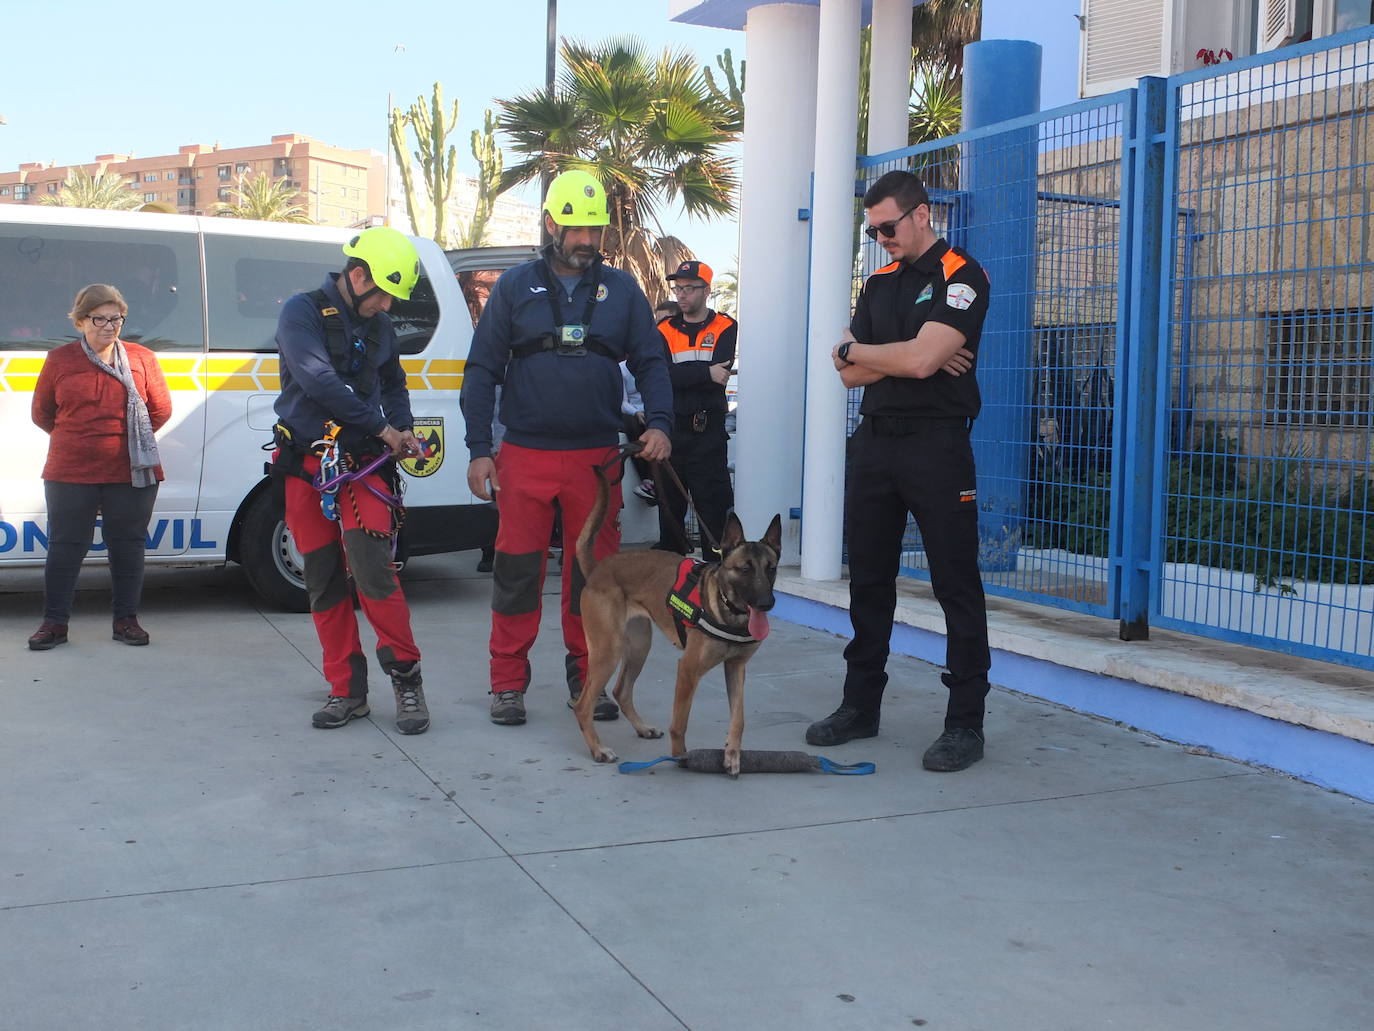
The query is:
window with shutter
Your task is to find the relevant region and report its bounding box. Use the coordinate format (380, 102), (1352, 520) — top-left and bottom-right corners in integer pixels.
(1081, 0), (1170, 97)
(1258, 0), (1299, 51)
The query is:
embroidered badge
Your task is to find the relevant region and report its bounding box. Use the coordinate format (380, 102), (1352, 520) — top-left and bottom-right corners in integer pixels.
(959, 489), (977, 503)
(915, 284), (933, 305)
(702, 332), (715, 348)
(946, 283), (977, 310)
(595, 283), (609, 301)
(399, 417), (445, 478)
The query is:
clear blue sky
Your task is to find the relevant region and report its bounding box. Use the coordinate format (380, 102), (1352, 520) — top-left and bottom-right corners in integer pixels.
(0, 0), (744, 268)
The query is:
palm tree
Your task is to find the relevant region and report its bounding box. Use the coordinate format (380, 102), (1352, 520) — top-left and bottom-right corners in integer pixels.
(911, 0), (981, 90)
(496, 37), (739, 305)
(39, 167), (142, 210)
(213, 173), (313, 223)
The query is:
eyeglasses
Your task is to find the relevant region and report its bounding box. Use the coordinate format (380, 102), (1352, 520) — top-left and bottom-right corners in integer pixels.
(89, 314), (126, 328)
(670, 284), (706, 294)
(864, 202), (922, 241)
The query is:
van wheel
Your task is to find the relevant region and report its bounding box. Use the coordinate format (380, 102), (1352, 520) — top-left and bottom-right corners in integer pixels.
(240, 491), (310, 612)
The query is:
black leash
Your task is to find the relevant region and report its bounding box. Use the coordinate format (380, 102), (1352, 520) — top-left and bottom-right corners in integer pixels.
(594, 441), (719, 556)
(652, 457), (721, 556)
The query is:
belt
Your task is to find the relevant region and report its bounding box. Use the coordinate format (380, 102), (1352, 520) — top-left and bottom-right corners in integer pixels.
(866, 414), (971, 437)
(674, 410), (725, 433)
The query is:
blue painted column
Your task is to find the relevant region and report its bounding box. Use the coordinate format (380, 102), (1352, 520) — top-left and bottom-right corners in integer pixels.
(961, 40), (1041, 571)
(1115, 76), (1169, 641)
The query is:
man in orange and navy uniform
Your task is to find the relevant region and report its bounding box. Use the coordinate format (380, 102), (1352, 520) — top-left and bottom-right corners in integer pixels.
(655, 260), (736, 559)
(805, 170), (993, 774)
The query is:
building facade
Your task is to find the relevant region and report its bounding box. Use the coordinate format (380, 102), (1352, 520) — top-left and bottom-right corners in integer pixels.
(0, 134), (385, 227)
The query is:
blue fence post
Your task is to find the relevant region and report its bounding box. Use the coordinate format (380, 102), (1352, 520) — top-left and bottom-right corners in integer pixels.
(1114, 75), (1168, 641)
(961, 40), (1041, 571)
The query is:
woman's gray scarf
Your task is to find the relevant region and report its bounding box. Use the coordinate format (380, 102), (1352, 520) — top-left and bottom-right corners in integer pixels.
(80, 336), (160, 487)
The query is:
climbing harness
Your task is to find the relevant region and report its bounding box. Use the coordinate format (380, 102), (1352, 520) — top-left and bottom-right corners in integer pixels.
(309, 421), (412, 564)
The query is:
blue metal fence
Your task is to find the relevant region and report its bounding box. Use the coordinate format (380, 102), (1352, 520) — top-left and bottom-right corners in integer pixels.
(855, 93), (1134, 617)
(1154, 28), (1374, 667)
(848, 26), (1374, 670)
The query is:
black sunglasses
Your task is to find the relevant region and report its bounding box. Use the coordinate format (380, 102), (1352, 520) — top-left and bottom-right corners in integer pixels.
(864, 202), (922, 241)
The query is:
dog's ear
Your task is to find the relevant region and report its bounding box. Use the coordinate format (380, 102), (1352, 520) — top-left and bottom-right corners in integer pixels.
(763, 514), (782, 557)
(720, 509), (745, 552)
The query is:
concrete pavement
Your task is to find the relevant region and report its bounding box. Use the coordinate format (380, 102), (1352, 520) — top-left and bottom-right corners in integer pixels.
(2, 555), (1372, 1030)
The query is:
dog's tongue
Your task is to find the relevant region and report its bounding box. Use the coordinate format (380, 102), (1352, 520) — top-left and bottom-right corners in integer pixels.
(748, 606), (770, 641)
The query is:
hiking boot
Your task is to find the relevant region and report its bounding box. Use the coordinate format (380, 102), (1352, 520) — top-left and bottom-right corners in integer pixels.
(805, 705), (880, 746)
(634, 480), (658, 506)
(112, 616), (150, 646)
(312, 695), (370, 729)
(490, 690), (526, 725)
(476, 547), (494, 573)
(568, 686), (620, 721)
(922, 728), (985, 772)
(28, 620), (68, 651)
(390, 662), (430, 735)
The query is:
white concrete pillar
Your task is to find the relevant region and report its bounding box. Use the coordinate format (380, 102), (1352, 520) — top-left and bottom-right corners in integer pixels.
(868, 0), (912, 154)
(734, 3), (820, 563)
(800, 0), (862, 581)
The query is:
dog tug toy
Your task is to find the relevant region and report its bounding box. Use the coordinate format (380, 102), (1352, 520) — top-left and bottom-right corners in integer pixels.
(618, 750), (874, 775)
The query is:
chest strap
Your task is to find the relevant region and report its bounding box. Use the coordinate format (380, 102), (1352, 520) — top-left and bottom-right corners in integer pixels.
(666, 558), (756, 646)
(508, 335), (621, 362)
(307, 289), (377, 396)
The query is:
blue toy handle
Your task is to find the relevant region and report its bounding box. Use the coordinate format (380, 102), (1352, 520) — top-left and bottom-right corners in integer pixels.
(617, 756), (683, 773)
(816, 757), (876, 775)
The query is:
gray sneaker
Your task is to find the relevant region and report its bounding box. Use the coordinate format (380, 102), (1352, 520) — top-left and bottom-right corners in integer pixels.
(567, 686), (620, 721)
(490, 690), (526, 725)
(390, 663), (430, 735)
(313, 695), (370, 729)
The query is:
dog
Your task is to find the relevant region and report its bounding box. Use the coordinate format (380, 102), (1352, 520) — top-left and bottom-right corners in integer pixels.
(573, 466), (782, 777)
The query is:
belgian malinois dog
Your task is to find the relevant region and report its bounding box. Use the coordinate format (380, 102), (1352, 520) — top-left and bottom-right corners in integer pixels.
(573, 467), (782, 776)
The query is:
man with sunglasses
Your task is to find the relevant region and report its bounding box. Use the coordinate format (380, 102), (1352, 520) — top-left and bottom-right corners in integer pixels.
(805, 170), (993, 773)
(273, 226), (430, 736)
(654, 260), (737, 558)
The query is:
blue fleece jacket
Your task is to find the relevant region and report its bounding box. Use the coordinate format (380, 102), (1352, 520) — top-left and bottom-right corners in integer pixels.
(273, 274), (412, 438)
(462, 248), (672, 459)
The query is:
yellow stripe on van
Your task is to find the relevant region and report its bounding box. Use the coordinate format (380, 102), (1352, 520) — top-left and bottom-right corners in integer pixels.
(0, 354), (464, 393)
(157, 356), (202, 393)
(0, 356), (46, 392)
(202, 357), (266, 392)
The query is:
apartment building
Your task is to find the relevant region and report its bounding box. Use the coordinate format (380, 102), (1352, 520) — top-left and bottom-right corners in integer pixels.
(0, 134), (385, 227)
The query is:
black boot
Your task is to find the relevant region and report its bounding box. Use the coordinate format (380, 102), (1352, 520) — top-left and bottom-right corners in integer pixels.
(921, 728), (984, 772)
(805, 706), (879, 746)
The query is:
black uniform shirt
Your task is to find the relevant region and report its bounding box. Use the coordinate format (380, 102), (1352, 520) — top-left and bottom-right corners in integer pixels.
(851, 238), (990, 419)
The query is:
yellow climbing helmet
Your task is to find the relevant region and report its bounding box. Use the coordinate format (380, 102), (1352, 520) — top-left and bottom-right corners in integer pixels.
(543, 170), (610, 228)
(343, 226), (420, 301)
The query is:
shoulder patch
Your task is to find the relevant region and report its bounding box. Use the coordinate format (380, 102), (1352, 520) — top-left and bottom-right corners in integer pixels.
(946, 282), (977, 310)
(940, 250), (967, 280)
(870, 260), (901, 278)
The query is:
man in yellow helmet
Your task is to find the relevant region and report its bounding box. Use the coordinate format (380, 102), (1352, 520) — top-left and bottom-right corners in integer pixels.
(273, 226), (430, 735)
(462, 169), (673, 727)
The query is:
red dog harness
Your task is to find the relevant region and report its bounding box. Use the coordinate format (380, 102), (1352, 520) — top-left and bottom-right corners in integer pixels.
(667, 558), (756, 647)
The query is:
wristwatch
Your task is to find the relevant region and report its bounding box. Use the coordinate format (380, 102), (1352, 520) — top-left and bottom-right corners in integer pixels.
(837, 341), (855, 366)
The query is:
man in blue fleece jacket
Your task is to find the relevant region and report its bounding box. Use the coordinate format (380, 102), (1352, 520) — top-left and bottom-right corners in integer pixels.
(462, 170), (673, 727)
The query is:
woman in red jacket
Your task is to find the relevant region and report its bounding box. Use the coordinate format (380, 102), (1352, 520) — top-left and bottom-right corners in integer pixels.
(28, 284), (172, 650)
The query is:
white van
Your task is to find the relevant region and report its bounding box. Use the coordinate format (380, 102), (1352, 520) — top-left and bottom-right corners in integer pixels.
(0, 206), (508, 610)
